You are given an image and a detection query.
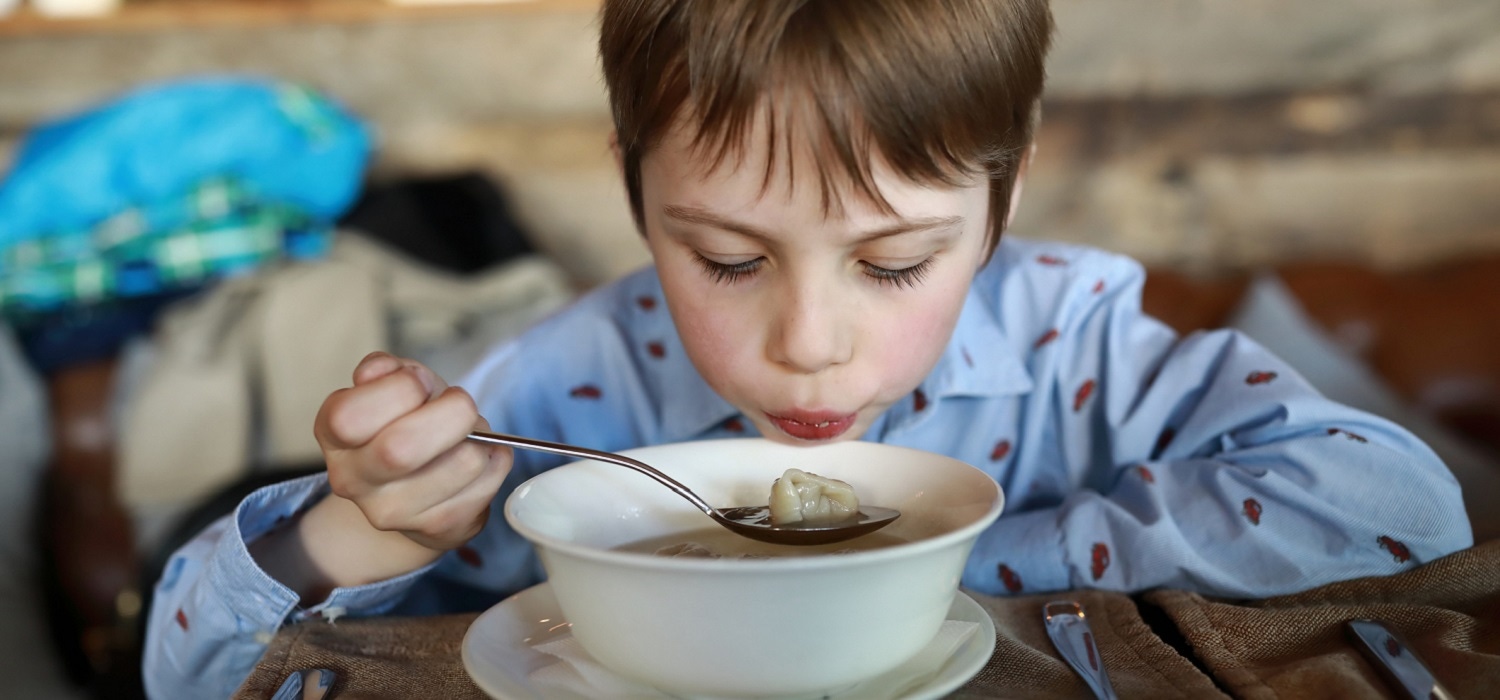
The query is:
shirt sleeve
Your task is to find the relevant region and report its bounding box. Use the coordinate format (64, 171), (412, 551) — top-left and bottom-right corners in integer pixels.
(141, 272), (669, 698)
(142, 473), (438, 700)
(965, 254), (1472, 598)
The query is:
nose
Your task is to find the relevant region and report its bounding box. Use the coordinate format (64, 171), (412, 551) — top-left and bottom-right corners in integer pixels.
(766, 277), (852, 374)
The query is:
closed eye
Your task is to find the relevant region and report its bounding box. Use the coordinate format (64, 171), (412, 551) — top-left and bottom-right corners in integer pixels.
(861, 257), (935, 288)
(693, 253), (763, 284)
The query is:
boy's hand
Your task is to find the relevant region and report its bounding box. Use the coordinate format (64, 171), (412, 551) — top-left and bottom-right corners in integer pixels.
(314, 352), (512, 553)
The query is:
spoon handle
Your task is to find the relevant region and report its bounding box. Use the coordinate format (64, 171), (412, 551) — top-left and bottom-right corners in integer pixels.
(1347, 619), (1457, 700)
(1043, 601), (1119, 700)
(466, 430), (715, 515)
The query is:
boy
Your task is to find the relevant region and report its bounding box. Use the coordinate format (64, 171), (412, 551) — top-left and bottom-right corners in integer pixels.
(143, 1), (1471, 696)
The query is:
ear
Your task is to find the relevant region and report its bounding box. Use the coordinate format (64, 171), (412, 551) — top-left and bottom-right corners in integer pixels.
(608, 129), (625, 178)
(1005, 143), (1036, 230)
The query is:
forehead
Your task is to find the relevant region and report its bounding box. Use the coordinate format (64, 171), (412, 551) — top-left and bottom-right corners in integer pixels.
(640, 105), (982, 222)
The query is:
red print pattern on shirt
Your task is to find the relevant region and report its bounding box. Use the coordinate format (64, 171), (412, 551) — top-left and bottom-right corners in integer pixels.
(457, 546), (483, 568)
(1037, 254), (1067, 266)
(1137, 465), (1155, 484)
(1034, 328), (1060, 350)
(1093, 279), (1105, 294)
(1090, 543), (1110, 581)
(1385, 636), (1402, 657)
(998, 564), (1023, 593)
(175, 608), (189, 632)
(722, 417), (745, 433)
(913, 389), (928, 413)
(636, 295), (657, 310)
(1328, 428), (1369, 443)
(1074, 379), (1096, 412)
(569, 385), (602, 399)
(646, 341), (666, 359)
(1245, 370), (1278, 385)
(1242, 498), (1263, 525)
(990, 440), (1012, 462)
(962, 347), (974, 368)
(1378, 536), (1412, 563)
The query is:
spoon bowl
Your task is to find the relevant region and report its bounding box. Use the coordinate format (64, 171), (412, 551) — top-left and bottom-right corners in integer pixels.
(713, 505), (902, 545)
(466, 430), (900, 545)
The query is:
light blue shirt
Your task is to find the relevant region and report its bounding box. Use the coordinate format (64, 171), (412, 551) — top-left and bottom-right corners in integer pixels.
(142, 238), (1472, 698)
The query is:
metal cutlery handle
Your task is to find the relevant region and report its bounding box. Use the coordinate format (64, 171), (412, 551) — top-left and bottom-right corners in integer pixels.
(1044, 601), (1119, 700)
(272, 668), (336, 700)
(1346, 619), (1457, 700)
(466, 430), (715, 514)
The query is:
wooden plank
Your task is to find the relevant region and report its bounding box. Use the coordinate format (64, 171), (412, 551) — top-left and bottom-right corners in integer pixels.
(1039, 90), (1500, 163)
(1046, 0), (1500, 97)
(0, 0), (599, 37)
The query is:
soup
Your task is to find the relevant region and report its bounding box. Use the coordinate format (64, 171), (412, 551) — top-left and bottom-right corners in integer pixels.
(614, 526), (909, 559)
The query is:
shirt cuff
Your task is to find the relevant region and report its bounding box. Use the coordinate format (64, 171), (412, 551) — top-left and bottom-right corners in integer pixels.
(963, 506), (1072, 595)
(203, 472), (438, 630)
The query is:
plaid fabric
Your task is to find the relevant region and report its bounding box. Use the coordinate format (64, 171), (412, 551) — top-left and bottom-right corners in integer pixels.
(275, 83), (346, 146)
(0, 179), (331, 319)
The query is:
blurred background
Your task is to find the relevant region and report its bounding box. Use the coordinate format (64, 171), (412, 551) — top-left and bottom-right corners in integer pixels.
(1, 0), (1497, 698)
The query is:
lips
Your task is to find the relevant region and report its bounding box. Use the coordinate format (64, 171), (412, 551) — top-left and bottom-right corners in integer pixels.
(765, 410), (857, 441)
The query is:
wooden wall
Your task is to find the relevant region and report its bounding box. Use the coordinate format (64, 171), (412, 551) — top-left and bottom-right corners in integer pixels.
(2, 0), (1497, 285)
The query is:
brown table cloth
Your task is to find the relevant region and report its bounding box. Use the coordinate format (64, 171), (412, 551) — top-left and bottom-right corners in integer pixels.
(235, 540), (1500, 699)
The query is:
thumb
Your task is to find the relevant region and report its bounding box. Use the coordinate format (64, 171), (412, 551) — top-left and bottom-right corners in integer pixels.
(352, 352), (448, 400)
(352, 351), (404, 386)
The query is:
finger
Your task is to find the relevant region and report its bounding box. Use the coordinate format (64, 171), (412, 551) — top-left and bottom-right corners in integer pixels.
(316, 368), (435, 451)
(407, 447), (512, 545)
(400, 360), (449, 401)
(352, 351), (404, 386)
(362, 387), (484, 483)
(352, 354), (449, 402)
(361, 436), (496, 533)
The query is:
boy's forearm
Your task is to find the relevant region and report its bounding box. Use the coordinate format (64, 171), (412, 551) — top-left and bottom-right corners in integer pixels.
(250, 493), (443, 603)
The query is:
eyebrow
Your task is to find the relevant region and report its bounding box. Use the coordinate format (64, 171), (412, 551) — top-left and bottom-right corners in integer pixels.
(662, 204), (964, 243)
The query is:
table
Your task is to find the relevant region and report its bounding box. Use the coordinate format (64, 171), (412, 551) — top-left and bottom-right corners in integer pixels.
(235, 540), (1500, 699)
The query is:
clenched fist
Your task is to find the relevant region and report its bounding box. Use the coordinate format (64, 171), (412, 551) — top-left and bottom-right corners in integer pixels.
(314, 352), (512, 552)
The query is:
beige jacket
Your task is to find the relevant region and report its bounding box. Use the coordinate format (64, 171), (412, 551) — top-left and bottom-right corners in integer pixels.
(117, 233), (574, 510)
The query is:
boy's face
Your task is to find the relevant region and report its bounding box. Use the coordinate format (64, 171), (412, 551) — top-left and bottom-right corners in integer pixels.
(637, 122), (992, 444)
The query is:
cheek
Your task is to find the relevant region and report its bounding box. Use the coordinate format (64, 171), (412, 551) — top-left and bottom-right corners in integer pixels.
(657, 266), (759, 388)
(676, 300), (743, 362)
(864, 285), (968, 389)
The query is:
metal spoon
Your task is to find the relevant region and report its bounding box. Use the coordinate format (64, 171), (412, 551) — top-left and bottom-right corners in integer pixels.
(272, 668), (336, 700)
(1043, 601), (1118, 700)
(466, 430), (899, 545)
(1346, 619), (1457, 700)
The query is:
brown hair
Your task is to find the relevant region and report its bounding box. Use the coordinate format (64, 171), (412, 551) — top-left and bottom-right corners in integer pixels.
(599, 0), (1053, 258)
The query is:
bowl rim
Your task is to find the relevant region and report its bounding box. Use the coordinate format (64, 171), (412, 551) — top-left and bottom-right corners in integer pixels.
(503, 438), (1006, 572)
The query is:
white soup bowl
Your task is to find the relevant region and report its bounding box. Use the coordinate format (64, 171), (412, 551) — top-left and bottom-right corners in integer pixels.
(504, 438), (1003, 698)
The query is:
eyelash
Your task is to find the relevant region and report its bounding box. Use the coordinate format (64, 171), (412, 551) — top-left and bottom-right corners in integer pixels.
(862, 257), (935, 289)
(691, 253), (935, 289)
(693, 254), (762, 284)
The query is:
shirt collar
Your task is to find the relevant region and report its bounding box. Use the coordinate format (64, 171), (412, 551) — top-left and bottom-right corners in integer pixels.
(632, 270), (743, 443)
(652, 272), (1033, 443)
(658, 355), (743, 443)
(923, 283), (1034, 401)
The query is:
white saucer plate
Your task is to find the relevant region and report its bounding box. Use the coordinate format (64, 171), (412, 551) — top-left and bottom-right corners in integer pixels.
(462, 582), (996, 700)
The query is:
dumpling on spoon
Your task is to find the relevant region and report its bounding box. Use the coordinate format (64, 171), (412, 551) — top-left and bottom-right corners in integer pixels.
(768, 469), (860, 525)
